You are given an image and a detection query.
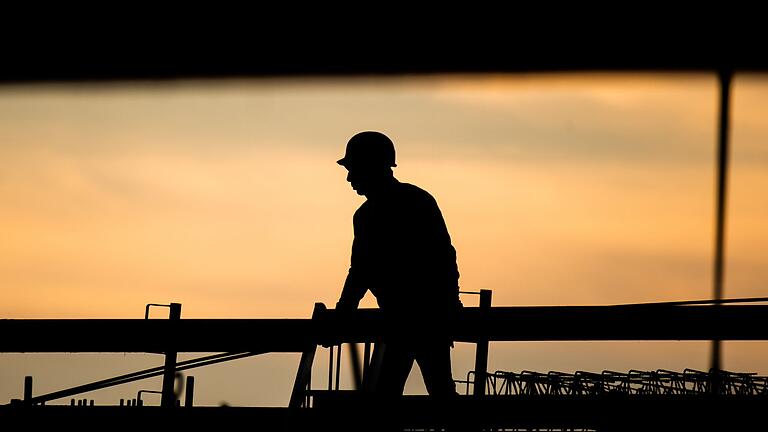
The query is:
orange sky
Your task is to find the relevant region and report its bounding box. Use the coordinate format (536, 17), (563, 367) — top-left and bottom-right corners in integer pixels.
(1, 74), (766, 406)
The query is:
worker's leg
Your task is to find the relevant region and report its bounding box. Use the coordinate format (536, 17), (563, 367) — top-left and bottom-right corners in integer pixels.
(375, 341), (415, 398)
(415, 340), (457, 398)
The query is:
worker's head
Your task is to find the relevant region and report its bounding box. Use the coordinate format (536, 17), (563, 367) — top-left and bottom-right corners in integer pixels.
(337, 131), (396, 196)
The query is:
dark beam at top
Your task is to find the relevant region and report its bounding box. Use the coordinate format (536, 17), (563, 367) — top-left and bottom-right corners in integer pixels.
(3, 27), (767, 83)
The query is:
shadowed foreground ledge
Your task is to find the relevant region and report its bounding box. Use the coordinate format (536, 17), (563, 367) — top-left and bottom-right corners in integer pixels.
(1, 394), (763, 431)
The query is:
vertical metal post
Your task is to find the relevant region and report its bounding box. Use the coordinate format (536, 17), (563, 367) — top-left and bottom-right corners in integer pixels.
(161, 303), (181, 408)
(23, 376), (32, 403)
(363, 342), (371, 381)
(306, 364), (312, 408)
(473, 289), (492, 396)
(335, 343), (342, 390)
(712, 69), (732, 372)
(328, 345), (334, 391)
(184, 376), (195, 407)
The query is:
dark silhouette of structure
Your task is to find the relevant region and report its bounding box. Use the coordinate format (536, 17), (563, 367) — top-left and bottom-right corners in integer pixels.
(336, 131), (463, 398)
(6, 300), (768, 431)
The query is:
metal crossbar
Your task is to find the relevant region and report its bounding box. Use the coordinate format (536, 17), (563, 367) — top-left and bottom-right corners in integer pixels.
(22, 351), (264, 405)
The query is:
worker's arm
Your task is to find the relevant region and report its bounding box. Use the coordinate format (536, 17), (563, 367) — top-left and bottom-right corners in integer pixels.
(336, 266), (367, 311)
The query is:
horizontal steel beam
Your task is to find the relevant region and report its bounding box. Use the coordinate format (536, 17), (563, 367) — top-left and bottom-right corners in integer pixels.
(2, 305), (768, 353)
(2, 29), (767, 83)
(0, 318), (311, 353)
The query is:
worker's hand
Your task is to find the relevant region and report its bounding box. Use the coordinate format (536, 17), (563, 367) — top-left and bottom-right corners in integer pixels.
(320, 331), (342, 349)
(319, 301), (350, 348)
(334, 299), (357, 312)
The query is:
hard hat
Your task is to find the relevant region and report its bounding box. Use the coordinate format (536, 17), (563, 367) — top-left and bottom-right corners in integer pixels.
(337, 131), (397, 168)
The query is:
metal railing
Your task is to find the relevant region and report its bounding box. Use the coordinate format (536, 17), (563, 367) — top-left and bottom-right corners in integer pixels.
(6, 294), (768, 408)
(461, 369), (768, 397)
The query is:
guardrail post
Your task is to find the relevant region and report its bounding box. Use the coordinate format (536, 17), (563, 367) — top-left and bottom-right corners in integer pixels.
(161, 303), (181, 408)
(184, 376), (195, 407)
(473, 289), (492, 396)
(23, 376), (32, 404)
(363, 342), (371, 377)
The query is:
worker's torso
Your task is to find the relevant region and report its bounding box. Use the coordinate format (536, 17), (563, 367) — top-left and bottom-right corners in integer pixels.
(353, 181), (460, 313)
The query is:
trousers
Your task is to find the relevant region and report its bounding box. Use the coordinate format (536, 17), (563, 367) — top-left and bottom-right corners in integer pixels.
(374, 338), (457, 397)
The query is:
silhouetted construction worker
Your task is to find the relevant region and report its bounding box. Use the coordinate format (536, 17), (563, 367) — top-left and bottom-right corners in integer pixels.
(336, 131), (462, 398)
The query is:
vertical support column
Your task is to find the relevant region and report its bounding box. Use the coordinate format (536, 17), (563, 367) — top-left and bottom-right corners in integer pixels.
(23, 376), (32, 403)
(363, 342), (371, 381)
(161, 303), (181, 408)
(328, 345), (334, 391)
(184, 376), (195, 407)
(473, 289), (492, 396)
(711, 68), (732, 373)
(335, 344), (342, 390)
